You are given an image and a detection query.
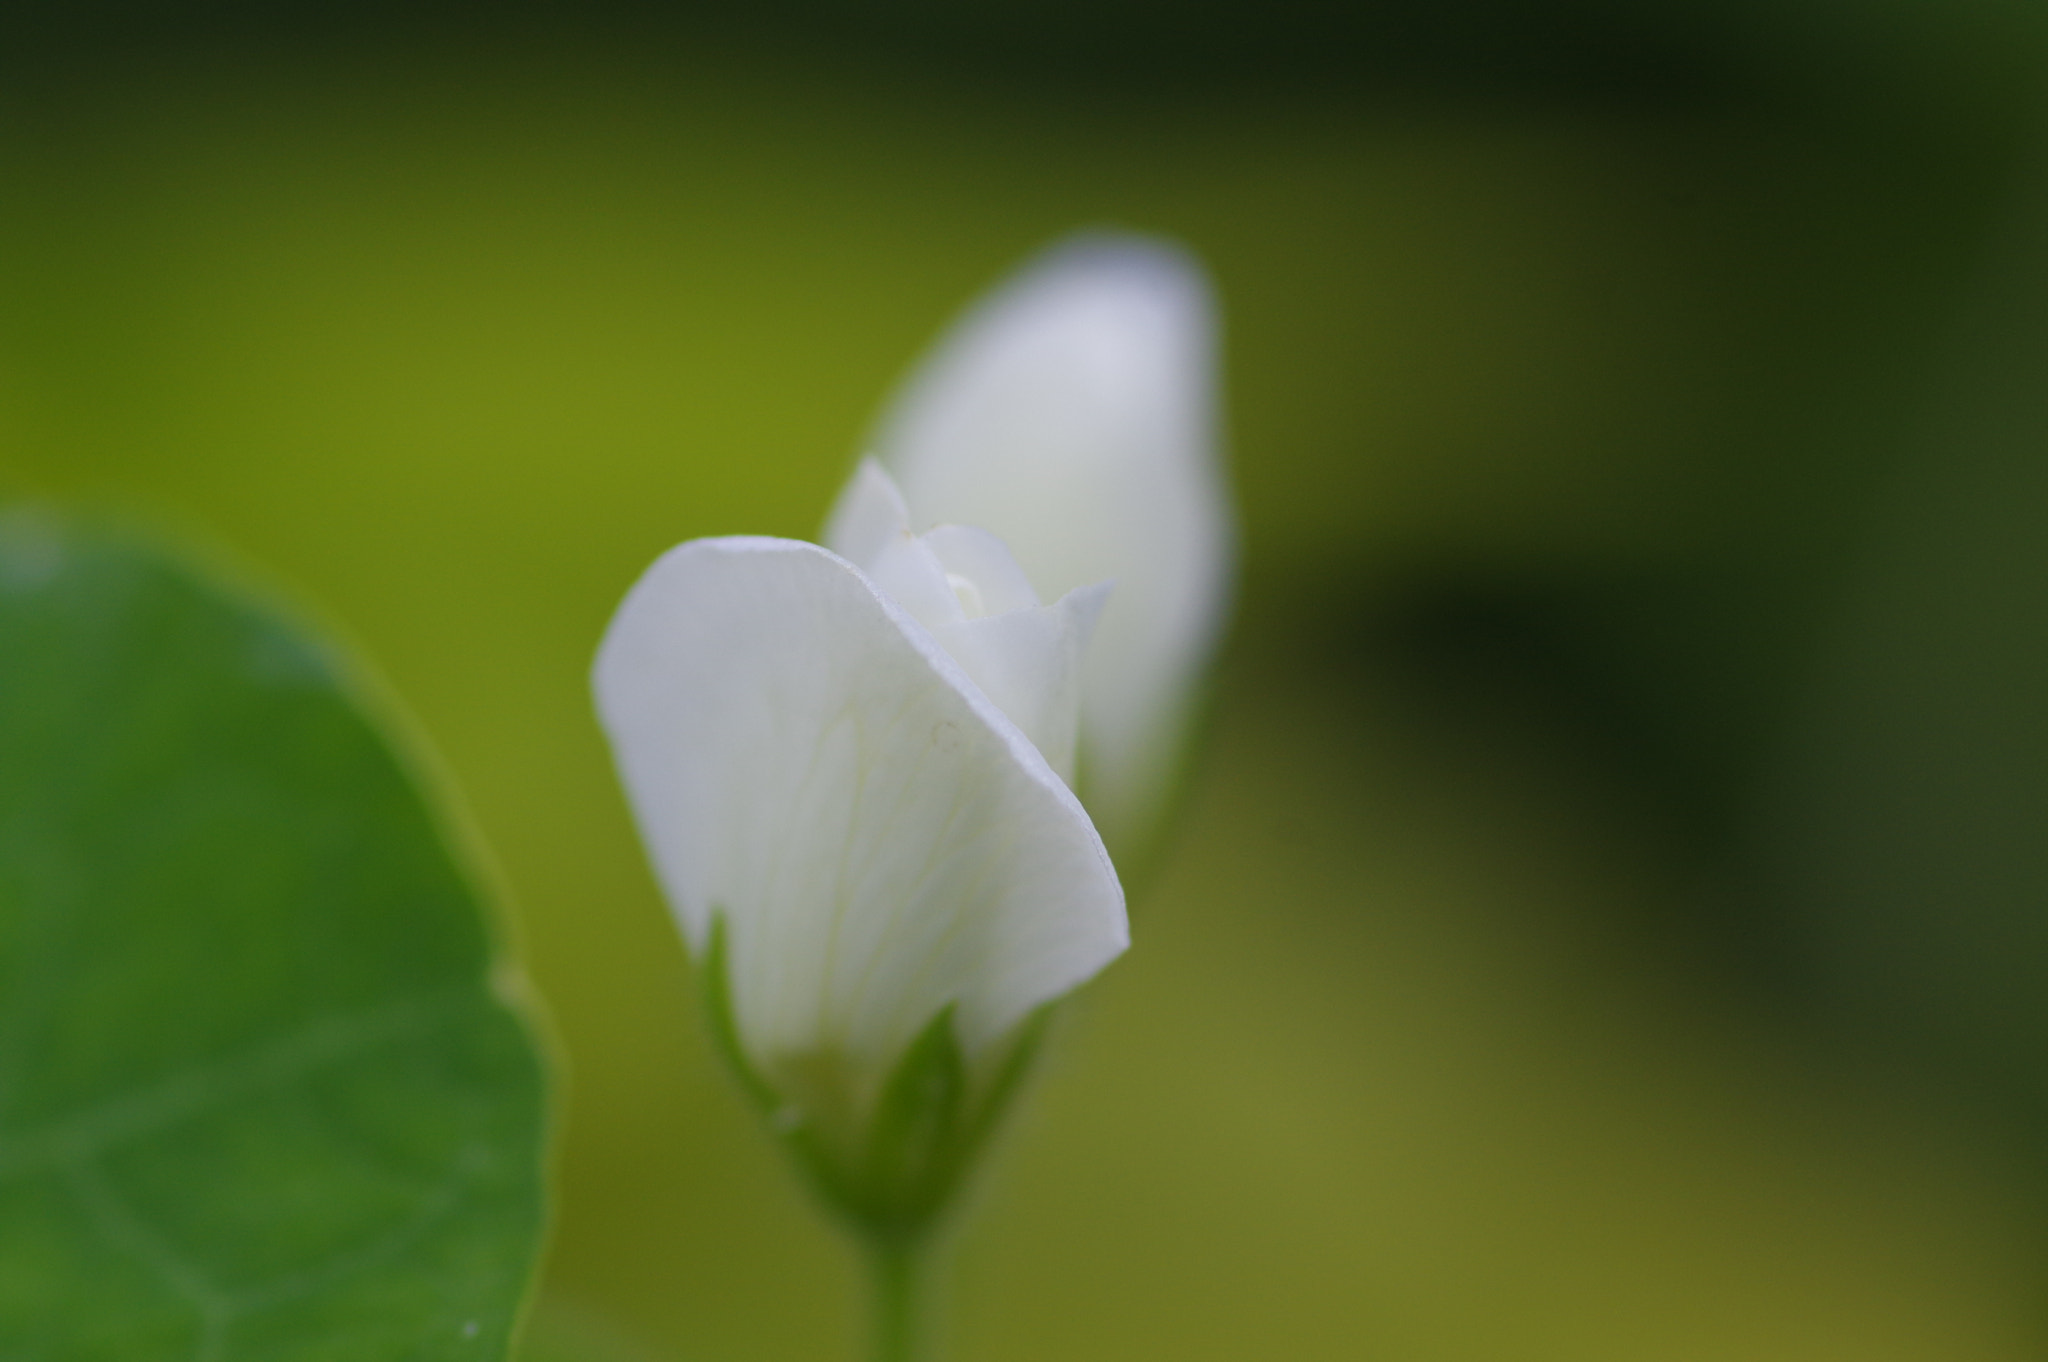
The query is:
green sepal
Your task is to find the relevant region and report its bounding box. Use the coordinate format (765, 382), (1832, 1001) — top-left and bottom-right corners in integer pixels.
(697, 916), (782, 1117)
(859, 1005), (968, 1227)
(698, 914), (1048, 1246)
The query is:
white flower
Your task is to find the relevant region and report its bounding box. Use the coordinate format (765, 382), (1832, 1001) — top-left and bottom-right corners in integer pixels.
(592, 528), (1126, 1218)
(863, 233), (1232, 854)
(593, 233), (1229, 1234)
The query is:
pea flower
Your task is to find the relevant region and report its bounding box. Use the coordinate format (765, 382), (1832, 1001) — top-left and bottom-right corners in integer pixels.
(862, 233), (1232, 857)
(593, 499), (1125, 1233)
(594, 235), (1225, 1359)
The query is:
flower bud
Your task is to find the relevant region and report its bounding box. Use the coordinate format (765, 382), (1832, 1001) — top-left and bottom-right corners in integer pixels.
(594, 535), (1125, 1232)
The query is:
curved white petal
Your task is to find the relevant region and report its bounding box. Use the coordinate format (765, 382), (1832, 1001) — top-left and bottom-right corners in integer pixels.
(593, 536), (1127, 1106)
(921, 524), (1041, 618)
(933, 581), (1109, 785)
(825, 459), (1106, 782)
(822, 457), (913, 569)
(869, 234), (1232, 852)
(861, 530), (965, 630)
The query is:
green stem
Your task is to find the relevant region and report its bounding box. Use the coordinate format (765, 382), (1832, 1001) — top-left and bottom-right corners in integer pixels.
(865, 1235), (927, 1362)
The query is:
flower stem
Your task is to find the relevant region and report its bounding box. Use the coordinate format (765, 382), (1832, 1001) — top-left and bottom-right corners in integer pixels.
(865, 1235), (927, 1362)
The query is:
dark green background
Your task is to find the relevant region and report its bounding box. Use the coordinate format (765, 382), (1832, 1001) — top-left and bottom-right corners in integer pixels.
(3, 1), (2046, 1356)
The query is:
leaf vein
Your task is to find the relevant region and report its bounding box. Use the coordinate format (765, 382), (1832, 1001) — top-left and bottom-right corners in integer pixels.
(60, 1156), (233, 1362)
(0, 984), (475, 1181)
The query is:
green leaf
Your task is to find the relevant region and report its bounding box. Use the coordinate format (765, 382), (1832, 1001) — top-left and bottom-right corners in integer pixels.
(0, 513), (550, 1360)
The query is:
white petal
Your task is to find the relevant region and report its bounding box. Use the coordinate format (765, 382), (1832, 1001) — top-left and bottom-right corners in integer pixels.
(860, 530), (966, 631)
(933, 581), (1109, 785)
(871, 234), (1232, 853)
(593, 536), (1126, 1104)
(821, 456), (913, 568)
(921, 524), (1041, 618)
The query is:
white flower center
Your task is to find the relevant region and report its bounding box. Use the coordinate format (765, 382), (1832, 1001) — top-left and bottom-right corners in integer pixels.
(823, 458), (1110, 784)
(946, 571), (986, 618)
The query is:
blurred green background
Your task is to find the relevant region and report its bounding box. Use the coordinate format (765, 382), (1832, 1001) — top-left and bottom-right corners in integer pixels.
(4, 1), (2048, 1356)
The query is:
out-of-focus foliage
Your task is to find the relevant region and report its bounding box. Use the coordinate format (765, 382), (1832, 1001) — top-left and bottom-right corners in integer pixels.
(0, 518), (549, 1357)
(1765, 149), (2048, 1113)
(1, 0), (2046, 1356)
